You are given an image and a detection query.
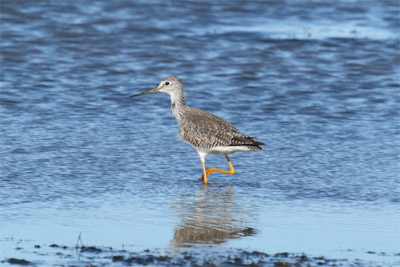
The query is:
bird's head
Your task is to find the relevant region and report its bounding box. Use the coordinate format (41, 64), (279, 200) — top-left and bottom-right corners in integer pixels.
(130, 76), (183, 98)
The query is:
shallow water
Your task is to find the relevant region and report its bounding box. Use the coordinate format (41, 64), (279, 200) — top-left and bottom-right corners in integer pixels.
(1, 0), (399, 266)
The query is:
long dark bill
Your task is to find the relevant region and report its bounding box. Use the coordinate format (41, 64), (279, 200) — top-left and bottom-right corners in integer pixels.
(130, 87), (160, 98)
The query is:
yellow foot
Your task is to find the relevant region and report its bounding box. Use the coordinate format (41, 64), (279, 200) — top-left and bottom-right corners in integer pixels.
(199, 169), (215, 181)
(199, 155), (234, 185)
(200, 175), (208, 185)
(200, 167), (217, 183)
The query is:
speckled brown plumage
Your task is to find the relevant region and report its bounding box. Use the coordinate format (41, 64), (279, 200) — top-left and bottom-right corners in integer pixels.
(177, 106), (264, 150)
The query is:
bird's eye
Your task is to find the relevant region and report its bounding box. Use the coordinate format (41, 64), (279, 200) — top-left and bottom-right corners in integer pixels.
(165, 82), (170, 86)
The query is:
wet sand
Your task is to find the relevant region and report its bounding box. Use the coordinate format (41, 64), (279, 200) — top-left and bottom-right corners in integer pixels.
(2, 239), (398, 266)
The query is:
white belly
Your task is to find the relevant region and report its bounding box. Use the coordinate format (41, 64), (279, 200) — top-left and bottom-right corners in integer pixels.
(195, 146), (251, 155)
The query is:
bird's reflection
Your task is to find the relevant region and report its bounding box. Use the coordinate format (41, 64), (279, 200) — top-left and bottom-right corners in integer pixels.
(170, 185), (256, 248)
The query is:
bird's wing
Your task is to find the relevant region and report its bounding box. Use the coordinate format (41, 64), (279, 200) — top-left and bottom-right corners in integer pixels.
(180, 108), (263, 149)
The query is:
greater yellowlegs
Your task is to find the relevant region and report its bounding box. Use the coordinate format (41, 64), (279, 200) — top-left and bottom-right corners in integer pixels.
(130, 76), (264, 185)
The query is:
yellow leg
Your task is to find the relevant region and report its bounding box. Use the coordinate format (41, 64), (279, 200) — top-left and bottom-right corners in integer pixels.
(201, 160), (208, 185)
(200, 155), (235, 184)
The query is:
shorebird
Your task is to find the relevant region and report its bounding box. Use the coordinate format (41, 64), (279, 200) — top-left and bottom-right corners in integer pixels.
(130, 76), (264, 185)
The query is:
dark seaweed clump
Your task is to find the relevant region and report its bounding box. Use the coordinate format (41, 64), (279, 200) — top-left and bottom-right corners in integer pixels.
(7, 258), (31, 265)
(3, 242), (398, 266)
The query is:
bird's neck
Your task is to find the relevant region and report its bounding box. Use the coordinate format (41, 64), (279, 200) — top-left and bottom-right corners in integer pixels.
(170, 91), (186, 121)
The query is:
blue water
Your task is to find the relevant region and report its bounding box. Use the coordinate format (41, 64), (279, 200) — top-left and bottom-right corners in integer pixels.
(1, 0), (399, 266)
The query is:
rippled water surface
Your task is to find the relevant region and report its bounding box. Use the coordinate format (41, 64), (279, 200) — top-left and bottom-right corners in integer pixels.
(1, 0), (399, 266)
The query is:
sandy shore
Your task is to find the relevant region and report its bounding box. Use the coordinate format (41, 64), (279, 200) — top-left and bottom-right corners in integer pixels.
(2, 240), (398, 266)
